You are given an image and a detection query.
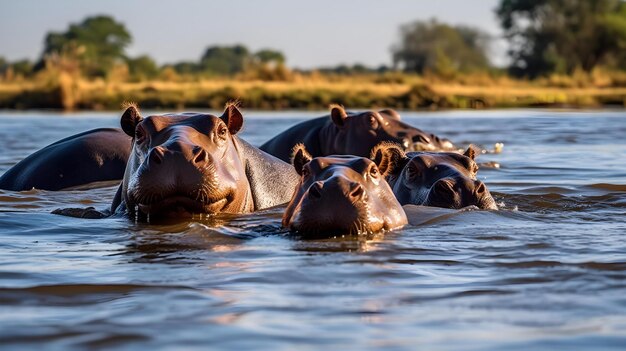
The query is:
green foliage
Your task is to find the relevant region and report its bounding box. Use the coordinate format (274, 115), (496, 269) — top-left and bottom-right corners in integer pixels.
(0, 58), (34, 80)
(197, 45), (290, 79)
(42, 15), (132, 77)
(126, 55), (159, 80)
(200, 45), (250, 75)
(254, 49), (285, 64)
(170, 61), (201, 75)
(496, 0), (626, 77)
(392, 19), (491, 75)
(316, 64), (387, 75)
(11, 60), (34, 77)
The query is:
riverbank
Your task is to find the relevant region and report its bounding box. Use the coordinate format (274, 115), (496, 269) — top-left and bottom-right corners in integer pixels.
(1, 76), (626, 110)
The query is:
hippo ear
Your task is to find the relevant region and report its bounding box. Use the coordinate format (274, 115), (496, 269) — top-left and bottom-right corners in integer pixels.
(120, 104), (143, 137)
(370, 142), (406, 178)
(220, 102), (244, 135)
(330, 104), (348, 128)
(463, 145), (476, 161)
(291, 143), (313, 176)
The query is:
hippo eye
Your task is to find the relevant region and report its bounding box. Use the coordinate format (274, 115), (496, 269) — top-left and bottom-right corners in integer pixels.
(135, 128), (146, 144)
(369, 116), (379, 129)
(369, 166), (379, 178)
(406, 164), (421, 180)
(217, 124), (228, 138)
(301, 167), (310, 178)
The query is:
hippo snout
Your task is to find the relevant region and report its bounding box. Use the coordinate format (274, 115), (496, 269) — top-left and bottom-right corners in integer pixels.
(305, 177), (365, 204)
(148, 141), (209, 168)
(426, 178), (497, 210)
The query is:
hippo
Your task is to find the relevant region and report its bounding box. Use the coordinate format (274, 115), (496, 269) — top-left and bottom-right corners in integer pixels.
(283, 144), (407, 236)
(0, 128), (131, 191)
(372, 143), (498, 210)
(260, 105), (455, 162)
(55, 103), (299, 219)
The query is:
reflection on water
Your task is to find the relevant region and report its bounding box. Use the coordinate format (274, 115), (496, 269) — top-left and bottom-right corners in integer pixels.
(0, 110), (625, 350)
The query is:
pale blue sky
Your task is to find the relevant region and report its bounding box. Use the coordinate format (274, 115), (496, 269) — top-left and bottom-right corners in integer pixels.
(0, 0), (504, 68)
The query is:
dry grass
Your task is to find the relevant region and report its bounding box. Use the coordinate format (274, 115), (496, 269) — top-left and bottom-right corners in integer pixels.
(1, 73), (626, 110)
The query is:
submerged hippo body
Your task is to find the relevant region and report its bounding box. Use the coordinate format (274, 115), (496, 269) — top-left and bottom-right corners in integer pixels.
(373, 143), (497, 210)
(0, 128), (131, 191)
(283, 144), (407, 236)
(260, 105), (455, 163)
(112, 104), (299, 218)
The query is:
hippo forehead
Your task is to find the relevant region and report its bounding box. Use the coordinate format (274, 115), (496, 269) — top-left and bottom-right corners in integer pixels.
(140, 113), (223, 134)
(350, 111), (395, 127)
(307, 155), (374, 175)
(350, 111), (430, 139)
(405, 152), (475, 173)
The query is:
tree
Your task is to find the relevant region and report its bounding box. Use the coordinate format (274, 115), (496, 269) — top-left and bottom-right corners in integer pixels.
(254, 49), (285, 65)
(496, 0), (626, 77)
(392, 19), (491, 75)
(42, 15), (132, 77)
(10, 60), (34, 77)
(170, 61), (201, 75)
(200, 45), (250, 75)
(126, 55), (159, 80)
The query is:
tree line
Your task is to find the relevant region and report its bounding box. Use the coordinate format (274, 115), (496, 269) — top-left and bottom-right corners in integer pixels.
(1, 0), (626, 81)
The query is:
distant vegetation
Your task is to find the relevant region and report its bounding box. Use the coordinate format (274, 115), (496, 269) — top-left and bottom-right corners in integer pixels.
(392, 19), (491, 78)
(2, 0), (626, 110)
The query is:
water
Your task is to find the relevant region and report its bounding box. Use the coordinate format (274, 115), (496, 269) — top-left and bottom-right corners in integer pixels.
(0, 109), (625, 350)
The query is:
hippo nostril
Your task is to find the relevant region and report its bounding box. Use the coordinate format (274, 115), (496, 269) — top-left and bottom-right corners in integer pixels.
(308, 182), (323, 199)
(149, 147), (164, 165)
(475, 181), (486, 194)
(433, 180), (455, 198)
(193, 148), (208, 165)
(412, 135), (429, 144)
(349, 183), (364, 199)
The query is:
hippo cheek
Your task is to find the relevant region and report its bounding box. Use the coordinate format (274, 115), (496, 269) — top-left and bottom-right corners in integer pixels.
(392, 178), (429, 206)
(370, 191), (408, 230)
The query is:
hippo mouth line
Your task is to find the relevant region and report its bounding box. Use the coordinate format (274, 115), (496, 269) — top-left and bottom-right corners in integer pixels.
(290, 203), (384, 236)
(137, 195), (228, 215)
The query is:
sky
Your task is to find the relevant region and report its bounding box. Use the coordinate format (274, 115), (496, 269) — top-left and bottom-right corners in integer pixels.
(0, 0), (504, 68)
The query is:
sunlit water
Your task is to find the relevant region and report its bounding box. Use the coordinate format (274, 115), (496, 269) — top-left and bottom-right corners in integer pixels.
(0, 110), (625, 350)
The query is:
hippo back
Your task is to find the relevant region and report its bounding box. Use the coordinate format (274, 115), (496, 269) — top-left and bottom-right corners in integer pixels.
(236, 137), (300, 210)
(0, 128), (130, 191)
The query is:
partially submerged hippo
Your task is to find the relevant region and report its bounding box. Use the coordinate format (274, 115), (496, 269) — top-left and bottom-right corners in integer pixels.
(372, 143), (498, 210)
(56, 103), (299, 219)
(283, 144), (407, 236)
(0, 128), (131, 191)
(260, 105), (455, 162)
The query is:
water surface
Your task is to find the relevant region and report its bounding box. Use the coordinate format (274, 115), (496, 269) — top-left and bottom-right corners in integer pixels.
(0, 109), (625, 350)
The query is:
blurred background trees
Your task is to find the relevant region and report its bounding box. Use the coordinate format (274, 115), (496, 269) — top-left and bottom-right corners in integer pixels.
(496, 0), (626, 77)
(41, 15), (132, 77)
(2, 0), (626, 83)
(391, 19), (491, 77)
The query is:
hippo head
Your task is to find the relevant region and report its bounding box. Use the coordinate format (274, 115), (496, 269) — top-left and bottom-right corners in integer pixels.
(380, 144), (498, 210)
(327, 105), (455, 155)
(119, 103), (254, 218)
(283, 144), (407, 236)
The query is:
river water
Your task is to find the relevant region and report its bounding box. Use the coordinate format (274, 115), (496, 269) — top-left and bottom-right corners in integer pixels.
(0, 110), (624, 350)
